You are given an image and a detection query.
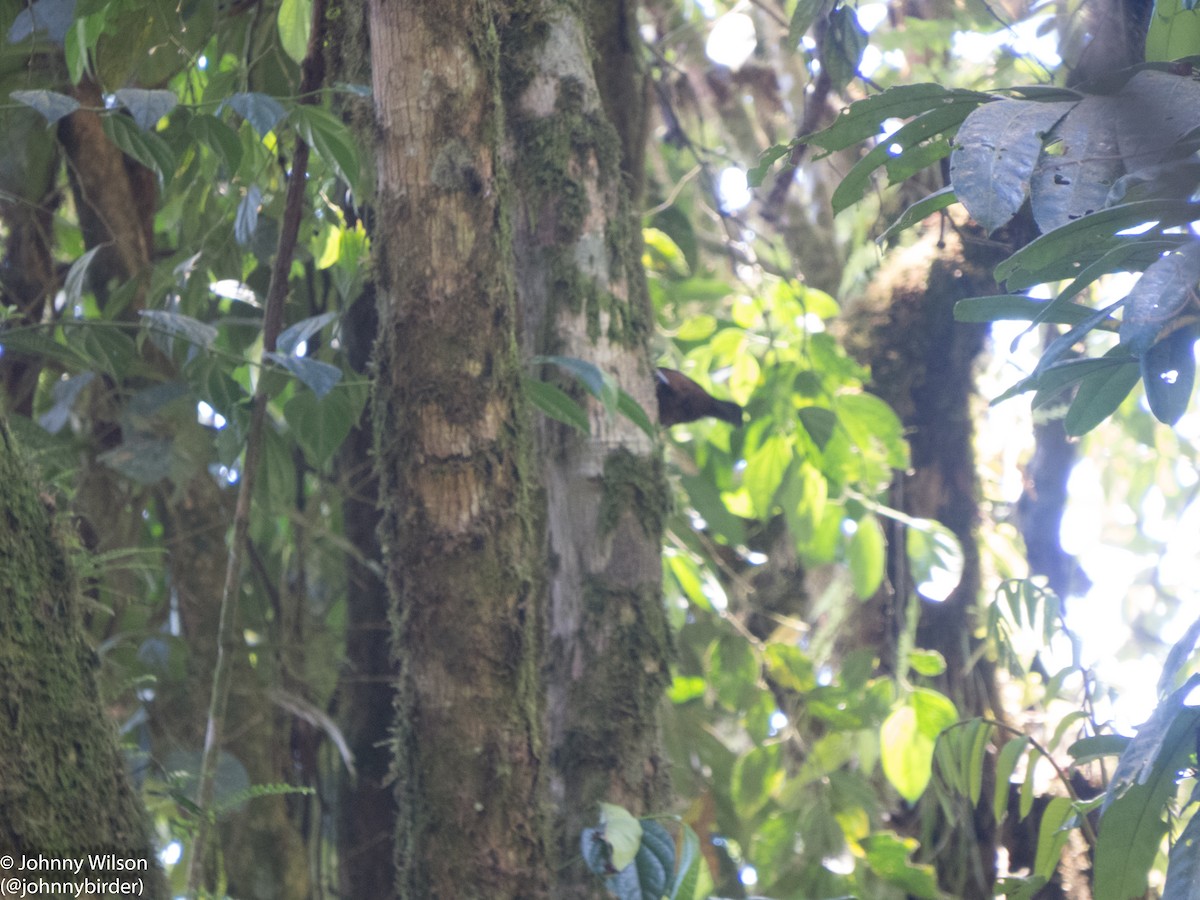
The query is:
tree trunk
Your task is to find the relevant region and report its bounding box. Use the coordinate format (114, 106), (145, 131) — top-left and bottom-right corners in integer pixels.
(0, 421), (166, 899)
(369, 2), (548, 896)
(501, 3), (673, 894)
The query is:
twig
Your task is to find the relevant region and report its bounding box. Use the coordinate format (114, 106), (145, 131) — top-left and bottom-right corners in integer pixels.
(184, 0), (329, 892)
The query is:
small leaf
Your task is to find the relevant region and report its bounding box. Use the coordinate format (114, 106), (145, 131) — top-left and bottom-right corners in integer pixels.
(881, 690), (957, 803)
(277, 0), (312, 64)
(140, 309), (218, 349)
(878, 186), (957, 244)
(746, 142), (794, 188)
(812, 84), (991, 153)
(598, 803), (643, 873)
(102, 115), (176, 185)
(62, 247), (103, 308)
(189, 114), (244, 173)
(227, 92), (287, 137)
(994, 736), (1028, 826)
(113, 88), (177, 131)
(10, 89), (79, 124)
(235, 185), (262, 247)
(264, 352), (342, 397)
(954, 294), (1099, 326)
(1141, 327), (1197, 426)
(277, 311), (338, 356)
(291, 105), (362, 193)
(8, 0), (74, 44)
(848, 513), (886, 599)
(788, 0), (827, 44)
(905, 519), (964, 602)
(284, 384), (364, 468)
(822, 6), (869, 91)
(524, 378), (590, 434)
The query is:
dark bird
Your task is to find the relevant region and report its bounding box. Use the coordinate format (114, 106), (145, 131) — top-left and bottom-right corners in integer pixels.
(655, 367), (744, 427)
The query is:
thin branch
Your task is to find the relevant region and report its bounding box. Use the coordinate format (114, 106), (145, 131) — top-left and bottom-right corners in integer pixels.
(185, 0), (329, 892)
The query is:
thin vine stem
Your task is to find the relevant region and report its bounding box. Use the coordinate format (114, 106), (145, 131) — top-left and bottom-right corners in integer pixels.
(184, 0), (329, 893)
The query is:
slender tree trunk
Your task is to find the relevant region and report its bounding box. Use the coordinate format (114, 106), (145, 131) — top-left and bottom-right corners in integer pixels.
(501, 3), (672, 894)
(0, 421), (166, 899)
(369, 2), (548, 896)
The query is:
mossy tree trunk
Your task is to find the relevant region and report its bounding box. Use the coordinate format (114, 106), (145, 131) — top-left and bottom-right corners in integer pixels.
(502, 2), (672, 894)
(0, 422), (165, 898)
(369, 2), (549, 896)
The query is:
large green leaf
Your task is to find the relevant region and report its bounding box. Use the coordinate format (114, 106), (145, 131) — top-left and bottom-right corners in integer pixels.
(950, 98), (1075, 233)
(811, 84), (991, 152)
(994, 200), (1200, 290)
(1030, 96), (1122, 233)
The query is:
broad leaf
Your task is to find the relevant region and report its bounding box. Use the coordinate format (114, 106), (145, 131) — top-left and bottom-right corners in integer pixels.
(1120, 242), (1200, 354)
(1030, 96), (1122, 233)
(113, 88), (177, 131)
(1141, 327), (1197, 426)
(227, 92), (287, 138)
(950, 98), (1075, 233)
(10, 89), (79, 124)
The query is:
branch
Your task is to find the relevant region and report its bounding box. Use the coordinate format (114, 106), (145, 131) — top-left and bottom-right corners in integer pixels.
(185, 0), (329, 891)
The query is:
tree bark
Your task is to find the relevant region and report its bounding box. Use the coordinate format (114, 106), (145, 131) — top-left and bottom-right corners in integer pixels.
(501, 4), (672, 894)
(369, 2), (548, 896)
(0, 421), (166, 898)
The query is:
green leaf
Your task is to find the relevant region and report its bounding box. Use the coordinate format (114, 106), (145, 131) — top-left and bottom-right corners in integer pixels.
(743, 434), (792, 517)
(731, 744), (783, 818)
(848, 513), (886, 599)
(788, 0), (827, 44)
(599, 803), (643, 872)
(616, 389), (655, 437)
(10, 89), (79, 124)
(189, 114), (244, 174)
(862, 832), (940, 898)
(1094, 780), (1171, 900)
(1141, 327), (1196, 426)
(140, 309), (218, 349)
(954, 294), (1100, 326)
(1063, 356), (1140, 436)
(277, 0), (312, 64)
(832, 104), (974, 214)
(909, 649), (947, 678)
(880, 689), (957, 802)
(994, 736), (1028, 826)
(822, 6), (869, 91)
(113, 88), (177, 131)
(878, 185), (958, 244)
(1121, 243), (1200, 354)
(227, 92), (287, 138)
(1147, 0), (1200, 61)
(949, 98), (1076, 233)
(995, 200), (1200, 290)
(1163, 804), (1200, 899)
(905, 519), (964, 603)
(747, 142), (794, 188)
(524, 377), (590, 434)
(277, 311), (338, 356)
(605, 819), (674, 900)
(102, 114), (176, 186)
(1034, 797), (1076, 881)
(283, 382), (365, 469)
(1067, 734), (1129, 766)
(669, 823), (708, 900)
(264, 352), (343, 398)
(62, 247), (102, 309)
(291, 105), (362, 194)
(812, 84), (990, 153)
